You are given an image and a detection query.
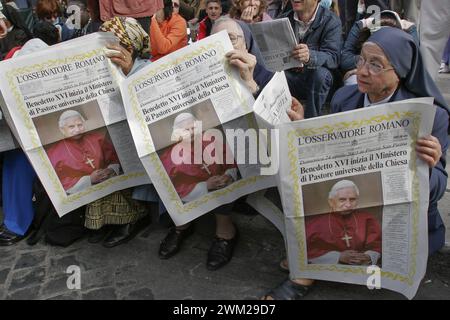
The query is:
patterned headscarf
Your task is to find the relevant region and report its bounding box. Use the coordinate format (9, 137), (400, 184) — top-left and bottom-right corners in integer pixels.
(100, 17), (150, 58)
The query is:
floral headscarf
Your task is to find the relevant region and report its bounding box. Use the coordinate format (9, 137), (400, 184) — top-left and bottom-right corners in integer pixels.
(100, 16), (150, 58)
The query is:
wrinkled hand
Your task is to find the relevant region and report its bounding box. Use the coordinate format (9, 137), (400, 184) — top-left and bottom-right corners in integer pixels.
(349, 253), (372, 265)
(339, 250), (371, 265)
(101, 168), (117, 179)
(105, 43), (133, 76)
(90, 169), (106, 184)
(206, 175), (225, 190)
(226, 49), (258, 93)
(0, 18), (7, 39)
(240, 6), (256, 23)
(292, 44), (310, 64)
(91, 168), (116, 184)
(218, 174), (234, 188)
(416, 135), (442, 167)
(154, 8), (165, 23)
(188, 18), (199, 24)
(287, 97), (304, 121)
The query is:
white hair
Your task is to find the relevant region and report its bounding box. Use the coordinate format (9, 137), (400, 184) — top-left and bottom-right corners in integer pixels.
(211, 16), (244, 37)
(58, 110), (85, 128)
(171, 113), (198, 142)
(172, 112), (197, 130)
(328, 180), (359, 199)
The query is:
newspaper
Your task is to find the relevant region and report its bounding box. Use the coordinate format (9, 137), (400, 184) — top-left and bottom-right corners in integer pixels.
(120, 31), (275, 225)
(253, 71), (292, 126)
(245, 71), (292, 236)
(0, 32), (150, 216)
(278, 98), (434, 299)
(249, 18), (302, 72)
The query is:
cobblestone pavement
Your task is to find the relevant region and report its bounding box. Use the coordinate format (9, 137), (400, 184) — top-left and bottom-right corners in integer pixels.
(0, 211), (449, 300)
(0, 75), (449, 301)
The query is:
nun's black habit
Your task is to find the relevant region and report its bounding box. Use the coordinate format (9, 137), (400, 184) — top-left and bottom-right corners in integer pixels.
(331, 27), (449, 255)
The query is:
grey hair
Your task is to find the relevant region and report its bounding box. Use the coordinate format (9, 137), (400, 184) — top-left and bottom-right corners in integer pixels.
(211, 16), (244, 37)
(328, 180), (359, 199)
(58, 110), (85, 128)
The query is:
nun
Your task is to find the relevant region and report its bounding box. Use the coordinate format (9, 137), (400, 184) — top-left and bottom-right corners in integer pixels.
(263, 26), (449, 300)
(331, 27), (449, 255)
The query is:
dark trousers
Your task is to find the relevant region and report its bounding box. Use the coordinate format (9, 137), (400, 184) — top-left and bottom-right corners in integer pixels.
(286, 67), (334, 118)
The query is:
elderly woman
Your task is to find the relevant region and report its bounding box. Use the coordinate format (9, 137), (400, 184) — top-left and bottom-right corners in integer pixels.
(263, 26), (449, 300)
(229, 0), (272, 24)
(341, 10), (418, 85)
(155, 17), (303, 271)
(84, 17), (152, 248)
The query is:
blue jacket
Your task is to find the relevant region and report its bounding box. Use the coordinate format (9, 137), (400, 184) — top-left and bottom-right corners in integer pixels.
(278, 6), (342, 70)
(332, 85), (449, 255)
(341, 21), (420, 72)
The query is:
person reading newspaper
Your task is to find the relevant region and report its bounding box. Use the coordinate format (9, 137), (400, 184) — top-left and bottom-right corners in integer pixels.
(83, 16), (151, 248)
(263, 27), (449, 300)
(305, 180), (382, 265)
(157, 16), (302, 270)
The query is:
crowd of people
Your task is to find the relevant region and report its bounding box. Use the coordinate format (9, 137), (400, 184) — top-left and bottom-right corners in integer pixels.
(0, 0), (449, 300)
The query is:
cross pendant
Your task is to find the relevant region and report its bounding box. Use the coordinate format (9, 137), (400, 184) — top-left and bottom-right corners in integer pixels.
(201, 162), (211, 175)
(85, 157), (95, 169)
(341, 232), (352, 248)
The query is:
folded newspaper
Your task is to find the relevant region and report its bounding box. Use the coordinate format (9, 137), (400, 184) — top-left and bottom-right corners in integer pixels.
(0, 32), (150, 215)
(249, 18), (302, 72)
(276, 98), (434, 299)
(120, 31), (278, 225)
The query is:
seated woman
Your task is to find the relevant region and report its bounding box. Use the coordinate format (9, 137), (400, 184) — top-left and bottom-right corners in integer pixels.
(150, 0), (187, 61)
(228, 0), (272, 24)
(83, 16), (152, 248)
(154, 16), (275, 271)
(341, 10), (418, 85)
(263, 26), (449, 300)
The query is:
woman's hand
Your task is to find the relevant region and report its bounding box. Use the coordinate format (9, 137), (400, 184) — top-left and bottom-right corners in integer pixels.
(287, 97), (304, 121)
(416, 135), (442, 167)
(0, 18), (7, 39)
(240, 6), (256, 23)
(154, 8), (165, 23)
(105, 43), (133, 76)
(225, 49), (258, 93)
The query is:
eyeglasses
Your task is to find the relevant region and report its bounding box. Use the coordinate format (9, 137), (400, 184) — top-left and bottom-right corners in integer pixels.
(228, 33), (243, 45)
(356, 55), (394, 75)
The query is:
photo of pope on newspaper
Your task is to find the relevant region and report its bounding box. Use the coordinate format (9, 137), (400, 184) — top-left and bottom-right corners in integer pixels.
(150, 99), (242, 204)
(34, 100), (123, 195)
(302, 173), (383, 266)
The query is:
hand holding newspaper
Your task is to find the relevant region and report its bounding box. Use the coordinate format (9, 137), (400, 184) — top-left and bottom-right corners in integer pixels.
(276, 98), (434, 299)
(249, 18), (303, 72)
(0, 33), (150, 215)
(120, 30), (275, 225)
